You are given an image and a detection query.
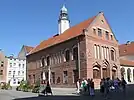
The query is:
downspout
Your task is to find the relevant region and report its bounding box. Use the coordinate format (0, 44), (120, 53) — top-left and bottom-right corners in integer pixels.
(77, 37), (81, 79)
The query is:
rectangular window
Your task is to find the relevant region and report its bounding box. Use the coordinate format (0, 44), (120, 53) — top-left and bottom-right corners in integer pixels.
(10, 63), (12, 67)
(0, 70), (3, 75)
(13, 71), (15, 75)
(51, 72), (55, 84)
(98, 28), (102, 37)
(63, 71), (68, 84)
(18, 71), (20, 75)
(14, 63), (16, 66)
(105, 31), (109, 40)
(22, 64), (25, 68)
(22, 71), (24, 75)
(8, 71), (11, 75)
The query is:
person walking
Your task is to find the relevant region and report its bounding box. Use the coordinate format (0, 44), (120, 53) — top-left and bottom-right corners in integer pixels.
(87, 78), (90, 94)
(113, 78), (119, 92)
(90, 79), (95, 97)
(121, 77), (127, 96)
(42, 80), (53, 96)
(104, 77), (110, 99)
(81, 78), (87, 94)
(100, 78), (105, 96)
(76, 79), (80, 94)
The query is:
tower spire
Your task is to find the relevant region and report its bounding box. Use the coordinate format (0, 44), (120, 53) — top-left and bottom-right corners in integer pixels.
(58, 3), (70, 34)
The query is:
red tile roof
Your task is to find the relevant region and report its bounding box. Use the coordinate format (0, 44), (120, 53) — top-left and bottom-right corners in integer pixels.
(29, 15), (96, 55)
(119, 42), (134, 56)
(120, 59), (134, 67)
(24, 46), (34, 54)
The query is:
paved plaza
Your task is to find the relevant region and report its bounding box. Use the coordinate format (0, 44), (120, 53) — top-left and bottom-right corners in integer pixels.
(0, 85), (134, 100)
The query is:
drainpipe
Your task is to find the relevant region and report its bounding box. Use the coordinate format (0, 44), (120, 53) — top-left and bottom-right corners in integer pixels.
(77, 37), (81, 79)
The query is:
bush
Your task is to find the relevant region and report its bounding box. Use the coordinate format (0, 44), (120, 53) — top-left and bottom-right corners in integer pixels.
(32, 85), (40, 93)
(1, 83), (12, 90)
(16, 86), (21, 91)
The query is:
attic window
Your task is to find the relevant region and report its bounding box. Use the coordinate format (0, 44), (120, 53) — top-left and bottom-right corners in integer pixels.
(101, 20), (104, 24)
(110, 35), (113, 40)
(93, 28), (96, 34)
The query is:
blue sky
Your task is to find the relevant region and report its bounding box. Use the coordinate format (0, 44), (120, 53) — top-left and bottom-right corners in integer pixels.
(0, 0), (133, 56)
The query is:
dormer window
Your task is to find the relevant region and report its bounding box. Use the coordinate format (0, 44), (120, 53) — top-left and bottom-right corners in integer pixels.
(98, 28), (102, 37)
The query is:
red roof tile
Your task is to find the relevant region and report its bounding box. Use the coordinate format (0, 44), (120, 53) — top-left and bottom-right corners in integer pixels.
(29, 15), (96, 54)
(119, 42), (134, 56)
(120, 59), (134, 67)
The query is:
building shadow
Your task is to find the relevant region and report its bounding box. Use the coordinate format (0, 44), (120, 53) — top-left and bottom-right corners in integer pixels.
(12, 84), (134, 100)
(13, 95), (81, 100)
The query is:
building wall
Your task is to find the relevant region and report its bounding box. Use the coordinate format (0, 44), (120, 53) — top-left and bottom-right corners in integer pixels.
(27, 13), (121, 88)
(0, 51), (8, 83)
(85, 13), (120, 88)
(120, 65), (134, 84)
(27, 36), (87, 87)
(6, 57), (26, 86)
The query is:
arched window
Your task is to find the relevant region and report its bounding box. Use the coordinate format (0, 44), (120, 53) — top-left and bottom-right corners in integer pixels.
(41, 72), (43, 80)
(41, 57), (45, 66)
(127, 68), (131, 82)
(46, 56), (50, 66)
(111, 49), (115, 61)
(65, 49), (70, 62)
(93, 65), (101, 79)
(72, 47), (78, 60)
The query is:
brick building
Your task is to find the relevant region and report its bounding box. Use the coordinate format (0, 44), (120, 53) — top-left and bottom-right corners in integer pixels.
(0, 50), (8, 83)
(27, 6), (120, 88)
(119, 42), (134, 84)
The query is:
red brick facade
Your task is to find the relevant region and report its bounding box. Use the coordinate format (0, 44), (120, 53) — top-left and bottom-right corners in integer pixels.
(27, 12), (121, 88)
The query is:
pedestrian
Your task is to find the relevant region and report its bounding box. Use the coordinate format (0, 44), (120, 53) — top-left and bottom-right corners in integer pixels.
(42, 80), (53, 96)
(76, 79), (80, 94)
(100, 78), (105, 95)
(90, 79), (95, 97)
(113, 78), (119, 92)
(104, 77), (110, 99)
(121, 77), (127, 95)
(87, 78), (90, 94)
(81, 78), (87, 94)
